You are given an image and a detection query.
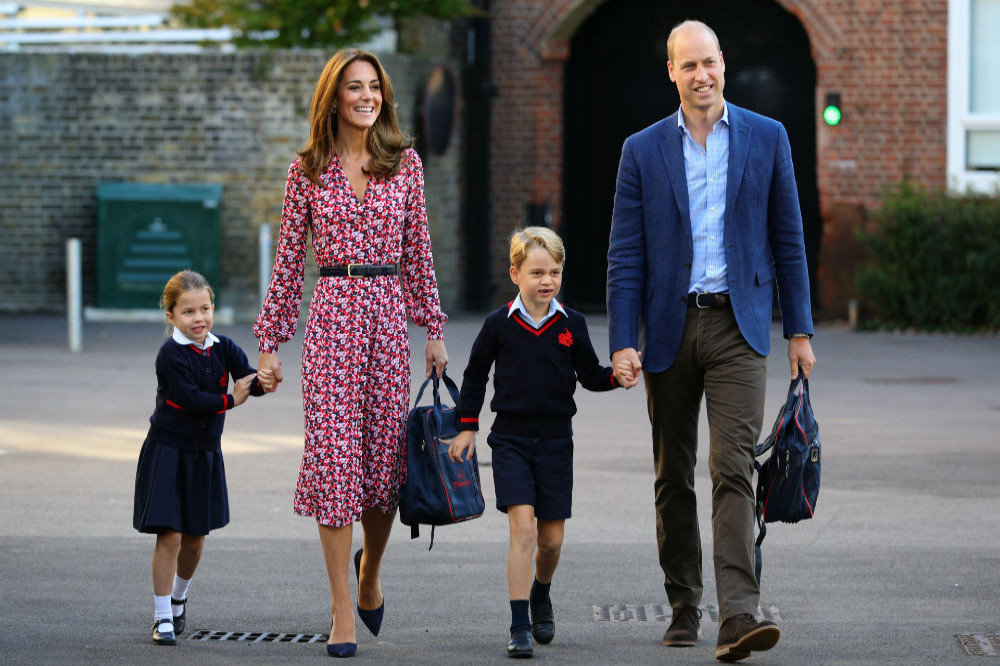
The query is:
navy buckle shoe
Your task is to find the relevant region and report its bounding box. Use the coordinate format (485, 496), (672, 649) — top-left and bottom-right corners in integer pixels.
(353, 548), (384, 636)
(171, 597), (187, 635)
(151, 618), (176, 645)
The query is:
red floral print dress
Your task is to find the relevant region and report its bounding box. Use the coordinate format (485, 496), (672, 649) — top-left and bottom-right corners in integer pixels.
(254, 148), (447, 527)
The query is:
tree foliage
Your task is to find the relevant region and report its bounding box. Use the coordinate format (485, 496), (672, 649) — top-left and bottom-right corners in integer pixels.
(170, 0), (472, 49)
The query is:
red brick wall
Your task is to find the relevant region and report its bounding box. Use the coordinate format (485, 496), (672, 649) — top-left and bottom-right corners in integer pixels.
(489, 0), (948, 317)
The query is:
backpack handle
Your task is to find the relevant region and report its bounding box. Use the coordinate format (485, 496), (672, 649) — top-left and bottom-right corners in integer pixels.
(429, 364), (461, 408)
(413, 364), (461, 441)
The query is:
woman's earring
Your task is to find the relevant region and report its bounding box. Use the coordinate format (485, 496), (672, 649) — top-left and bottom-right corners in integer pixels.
(332, 107), (337, 115)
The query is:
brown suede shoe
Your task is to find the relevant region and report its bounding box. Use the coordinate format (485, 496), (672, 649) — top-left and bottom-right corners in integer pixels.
(714, 614), (780, 662)
(662, 604), (702, 646)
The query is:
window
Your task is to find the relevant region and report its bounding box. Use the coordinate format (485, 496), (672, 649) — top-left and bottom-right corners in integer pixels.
(948, 0), (1000, 190)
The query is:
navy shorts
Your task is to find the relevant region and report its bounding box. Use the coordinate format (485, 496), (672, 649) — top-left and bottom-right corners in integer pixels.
(486, 432), (574, 520)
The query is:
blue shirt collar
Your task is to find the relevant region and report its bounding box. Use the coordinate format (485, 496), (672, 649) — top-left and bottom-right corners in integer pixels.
(508, 295), (566, 328)
(677, 101), (730, 134)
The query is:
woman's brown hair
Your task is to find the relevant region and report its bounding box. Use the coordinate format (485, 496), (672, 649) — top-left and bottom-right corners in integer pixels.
(298, 48), (412, 186)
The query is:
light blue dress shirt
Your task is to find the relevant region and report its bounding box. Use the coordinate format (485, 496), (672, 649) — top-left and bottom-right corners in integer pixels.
(678, 103), (730, 294)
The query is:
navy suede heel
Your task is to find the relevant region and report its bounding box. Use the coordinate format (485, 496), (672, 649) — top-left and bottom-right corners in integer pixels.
(353, 548), (385, 636)
(327, 642), (357, 658)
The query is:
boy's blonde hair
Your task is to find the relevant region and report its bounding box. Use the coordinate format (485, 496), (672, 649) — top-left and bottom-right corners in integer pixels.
(160, 269), (215, 333)
(508, 226), (565, 268)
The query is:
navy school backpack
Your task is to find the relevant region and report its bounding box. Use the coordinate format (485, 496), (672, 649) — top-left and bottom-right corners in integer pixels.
(754, 370), (821, 583)
(399, 369), (485, 549)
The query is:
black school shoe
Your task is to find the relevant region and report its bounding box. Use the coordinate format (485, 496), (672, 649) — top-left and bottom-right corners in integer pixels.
(171, 597), (187, 635)
(151, 618), (176, 645)
(529, 597), (554, 644)
(506, 629), (533, 658)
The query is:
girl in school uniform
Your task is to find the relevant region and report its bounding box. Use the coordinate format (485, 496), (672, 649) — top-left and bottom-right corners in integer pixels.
(133, 270), (270, 645)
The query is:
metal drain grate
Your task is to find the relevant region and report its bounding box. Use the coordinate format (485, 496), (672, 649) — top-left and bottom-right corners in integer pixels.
(187, 630), (328, 643)
(959, 634), (1000, 656)
(592, 603), (781, 623)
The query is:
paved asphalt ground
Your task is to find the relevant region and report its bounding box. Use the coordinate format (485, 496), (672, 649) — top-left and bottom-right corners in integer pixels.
(1, 313), (999, 665)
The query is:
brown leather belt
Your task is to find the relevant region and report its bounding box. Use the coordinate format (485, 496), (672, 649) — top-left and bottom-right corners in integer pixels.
(687, 292), (730, 309)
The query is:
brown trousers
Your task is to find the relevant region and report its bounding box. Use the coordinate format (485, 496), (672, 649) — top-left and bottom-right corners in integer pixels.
(644, 306), (767, 620)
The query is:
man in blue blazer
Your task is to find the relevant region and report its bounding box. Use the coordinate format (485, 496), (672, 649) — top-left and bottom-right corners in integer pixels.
(607, 20), (816, 663)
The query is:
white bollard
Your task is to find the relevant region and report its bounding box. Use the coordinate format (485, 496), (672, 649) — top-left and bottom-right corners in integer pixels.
(259, 223), (273, 308)
(66, 238), (82, 353)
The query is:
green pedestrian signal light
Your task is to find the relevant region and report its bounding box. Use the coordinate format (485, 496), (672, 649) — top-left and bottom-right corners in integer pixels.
(824, 92), (842, 126)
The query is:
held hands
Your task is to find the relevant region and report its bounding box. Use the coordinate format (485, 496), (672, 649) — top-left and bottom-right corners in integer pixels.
(233, 373), (256, 407)
(612, 348), (642, 389)
(256, 352), (283, 393)
(445, 430), (476, 463)
(257, 368), (277, 392)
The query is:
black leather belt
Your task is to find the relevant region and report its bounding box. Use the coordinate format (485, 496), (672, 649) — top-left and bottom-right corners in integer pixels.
(687, 292), (730, 309)
(319, 264), (399, 278)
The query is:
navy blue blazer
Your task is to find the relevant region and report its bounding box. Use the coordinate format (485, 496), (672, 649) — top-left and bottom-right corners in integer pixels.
(607, 102), (813, 373)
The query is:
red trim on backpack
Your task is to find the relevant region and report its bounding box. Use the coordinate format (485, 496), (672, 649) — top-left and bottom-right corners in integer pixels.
(793, 392), (815, 516)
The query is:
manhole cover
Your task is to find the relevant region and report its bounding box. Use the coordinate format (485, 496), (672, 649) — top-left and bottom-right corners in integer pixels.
(592, 603), (781, 623)
(958, 634), (1000, 656)
(187, 630), (328, 643)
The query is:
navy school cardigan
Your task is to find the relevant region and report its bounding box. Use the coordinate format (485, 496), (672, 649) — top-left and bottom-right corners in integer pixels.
(147, 335), (264, 451)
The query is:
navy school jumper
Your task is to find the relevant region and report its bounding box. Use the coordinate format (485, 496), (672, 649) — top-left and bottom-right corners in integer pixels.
(457, 303), (618, 439)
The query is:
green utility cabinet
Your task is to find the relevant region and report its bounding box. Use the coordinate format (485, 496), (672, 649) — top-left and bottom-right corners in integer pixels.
(96, 183), (222, 309)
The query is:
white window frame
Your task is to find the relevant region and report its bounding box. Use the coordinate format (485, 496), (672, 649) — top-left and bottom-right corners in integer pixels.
(948, 0), (1000, 192)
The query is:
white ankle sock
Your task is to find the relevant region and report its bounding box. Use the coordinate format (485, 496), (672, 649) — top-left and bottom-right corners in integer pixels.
(154, 594), (173, 623)
(171, 575), (191, 614)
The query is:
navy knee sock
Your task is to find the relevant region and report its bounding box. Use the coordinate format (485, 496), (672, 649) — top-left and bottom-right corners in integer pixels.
(510, 600), (530, 634)
(530, 579), (551, 607)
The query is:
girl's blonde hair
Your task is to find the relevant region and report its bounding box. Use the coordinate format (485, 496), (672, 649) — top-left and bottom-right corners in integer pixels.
(509, 226), (565, 268)
(160, 270), (214, 332)
(298, 48), (412, 187)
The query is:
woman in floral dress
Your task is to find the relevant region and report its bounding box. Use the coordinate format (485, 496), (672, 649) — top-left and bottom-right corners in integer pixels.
(254, 48), (449, 658)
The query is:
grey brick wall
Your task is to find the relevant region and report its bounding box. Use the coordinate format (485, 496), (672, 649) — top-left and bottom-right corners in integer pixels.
(0, 50), (463, 321)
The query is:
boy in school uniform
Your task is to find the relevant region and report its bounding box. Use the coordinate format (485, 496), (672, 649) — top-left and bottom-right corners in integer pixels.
(447, 226), (635, 658)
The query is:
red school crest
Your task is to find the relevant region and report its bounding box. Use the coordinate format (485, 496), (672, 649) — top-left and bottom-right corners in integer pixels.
(558, 328), (573, 347)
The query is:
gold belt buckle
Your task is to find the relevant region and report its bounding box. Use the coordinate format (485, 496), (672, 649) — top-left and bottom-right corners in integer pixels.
(347, 263), (361, 278)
